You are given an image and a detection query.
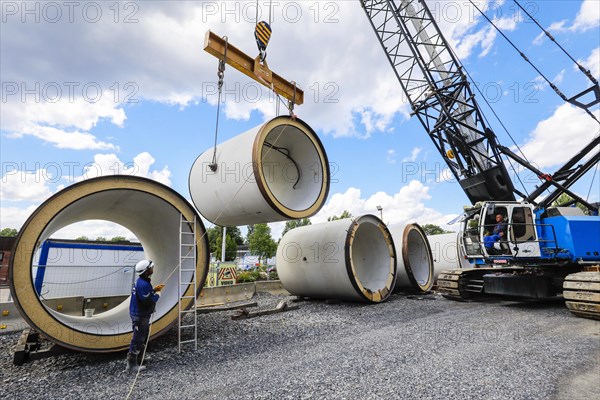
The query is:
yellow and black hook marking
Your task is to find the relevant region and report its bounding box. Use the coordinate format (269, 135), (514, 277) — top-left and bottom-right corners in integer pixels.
(254, 21), (272, 59)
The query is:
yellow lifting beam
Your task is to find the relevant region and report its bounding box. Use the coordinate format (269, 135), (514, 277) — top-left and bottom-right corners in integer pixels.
(204, 30), (304, 106)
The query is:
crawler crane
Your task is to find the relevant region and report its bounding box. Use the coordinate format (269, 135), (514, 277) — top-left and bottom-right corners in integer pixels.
(360, 0), (600, 318)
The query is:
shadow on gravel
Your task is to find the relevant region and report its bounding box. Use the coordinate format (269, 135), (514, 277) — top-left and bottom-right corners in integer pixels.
(500, 299), (565, 310)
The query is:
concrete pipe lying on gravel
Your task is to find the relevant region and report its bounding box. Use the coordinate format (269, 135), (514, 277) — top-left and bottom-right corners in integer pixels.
(276, 214), (396, 303)
(388, 224), (434, 293)
(189, 115), (329, 226)
(427, 232), (472, 281)
(9, 176), (209, 353)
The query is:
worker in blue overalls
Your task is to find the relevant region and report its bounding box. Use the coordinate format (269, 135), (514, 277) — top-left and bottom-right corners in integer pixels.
(125, 259), (164, 372)
(484, 214), (508, 254)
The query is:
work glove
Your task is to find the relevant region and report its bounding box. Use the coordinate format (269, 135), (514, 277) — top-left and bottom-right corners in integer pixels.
(154, 284), (165, 292)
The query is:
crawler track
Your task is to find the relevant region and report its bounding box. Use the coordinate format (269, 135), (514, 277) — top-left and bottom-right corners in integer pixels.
(564, 270), (600, 320)
(436, 268), (497, 300)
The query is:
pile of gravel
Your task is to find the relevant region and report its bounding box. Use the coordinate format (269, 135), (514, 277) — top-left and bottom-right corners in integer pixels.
(1, 292), (598, 399)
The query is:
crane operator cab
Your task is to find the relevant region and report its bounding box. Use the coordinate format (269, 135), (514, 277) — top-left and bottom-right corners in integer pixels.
(458, 202), (542, 263)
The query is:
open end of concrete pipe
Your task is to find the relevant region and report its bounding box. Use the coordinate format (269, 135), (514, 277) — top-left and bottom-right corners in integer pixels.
(189, 115), (330, 226)
(427, 232), (470, 280)
(388, 224), (434, 293)
(277, 214), (397, 303)
(9, 176), (209, 353)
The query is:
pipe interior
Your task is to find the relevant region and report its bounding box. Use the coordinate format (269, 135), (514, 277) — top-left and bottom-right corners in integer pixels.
(33, 189), (193, 336)
(351, 222), (391, 292)
(261, 125), (324, 211)
(406, 229), (431, 287)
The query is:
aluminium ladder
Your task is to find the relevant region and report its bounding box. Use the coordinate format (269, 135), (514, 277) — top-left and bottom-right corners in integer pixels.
(178, 214), (198, 352)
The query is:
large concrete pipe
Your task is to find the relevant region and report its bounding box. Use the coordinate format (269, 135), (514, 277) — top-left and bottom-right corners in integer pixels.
(388, 224), (434, 293)
(276, 215), (396, 303)
(9, 176), (209, 353)
(189, 116), (329, 226)
(427, 232), (472, 281)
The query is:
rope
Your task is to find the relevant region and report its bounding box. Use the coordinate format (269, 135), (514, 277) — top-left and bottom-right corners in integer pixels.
(585, 161), (598, 202)
(124, 313), (153, 400)
(42, 266), (129, 285)
(268, 0), (273, 25)
(275, 91), (297, 117)
(467, 3), (562, 96)
(458, 54), (533, 198)
(125, 15), (296, 395)
(255, 0), (259, 25)
(513, 0), (598, 85)
(468, 0), (599, 124)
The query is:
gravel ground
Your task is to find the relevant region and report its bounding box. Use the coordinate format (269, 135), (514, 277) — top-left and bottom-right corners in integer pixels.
(1, 293), (599, 400)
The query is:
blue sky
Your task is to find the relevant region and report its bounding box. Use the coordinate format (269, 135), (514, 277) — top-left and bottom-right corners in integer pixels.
(1, 0), (599, 240)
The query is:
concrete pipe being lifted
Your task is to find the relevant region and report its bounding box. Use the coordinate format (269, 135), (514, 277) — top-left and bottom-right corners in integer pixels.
(189, 115), (330, 226)
(9, 176), (209, 353)
(427, 232), (472, 281)
(388, 224), (434, 293)
(276, 215), (397, 303)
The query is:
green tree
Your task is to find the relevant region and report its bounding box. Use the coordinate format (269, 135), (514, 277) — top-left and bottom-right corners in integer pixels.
(95, 236), (107, 241)
(281, 218), (312, 237)
(421, 224), (451, 235)
(246, 224), (255, 245)
(227, 226), (245, 245)
(552, 193), (590, 215)
(247, 223), (277, 265)
(207, 226), (241, 258)
(215, 234), (238, 261)
(327, 210), (353, 221)
(75, 236), (89, 241)
(0, 228), (18, 237)
(110, 236), (127, 242)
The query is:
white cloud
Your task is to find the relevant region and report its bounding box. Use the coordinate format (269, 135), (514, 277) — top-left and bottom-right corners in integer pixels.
(579, 47), (600, 79)
(51, 220), (138, 241)
(1, 96), (126, 132)
(531, 75), (547, 92)
(402, 147), (423, 162)
(75, 153), (172, 186)
(0, 169), (62, 202)
(436, 167), (456, 184)
(310, 181), (457, 228)
(533, 20), (568, 45)
(571, 0), (600, 32)
(553, 69), (566, 85)
(0, 153), (172, 232)
(530, 69), (566, 92)
(1, 1), (508, 142)
(1, 95), (125, 150)
(519, 104), (600, 169)
(0, 205), (39, 231)
(387, 149), (397, 164)
(533, 1), (598, 43)
(8, 125), (117, 151)
(452, 14), (519, 60)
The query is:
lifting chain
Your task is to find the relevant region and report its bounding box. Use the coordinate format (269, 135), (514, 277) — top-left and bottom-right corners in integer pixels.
(288, 82), (297, 118)
(210, 37), (228, 172)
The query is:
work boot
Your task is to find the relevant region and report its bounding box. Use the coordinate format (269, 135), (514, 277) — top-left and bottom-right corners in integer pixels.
(137, 347), (152, 365)
(124, 353), (147, 373)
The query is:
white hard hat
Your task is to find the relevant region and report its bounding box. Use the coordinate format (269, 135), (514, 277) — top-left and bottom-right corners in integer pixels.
(135, 260), (154, 276)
